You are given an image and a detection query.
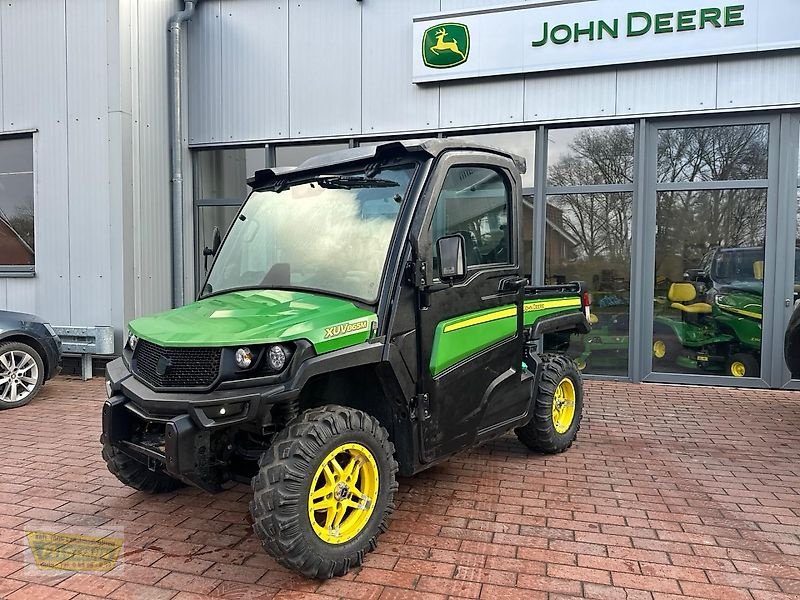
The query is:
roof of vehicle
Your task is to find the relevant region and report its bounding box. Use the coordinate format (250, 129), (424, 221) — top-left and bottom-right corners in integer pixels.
(248, 139), (527, 190)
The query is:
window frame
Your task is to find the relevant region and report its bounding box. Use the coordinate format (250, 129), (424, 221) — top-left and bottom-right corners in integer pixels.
(0, 132), (36, 277)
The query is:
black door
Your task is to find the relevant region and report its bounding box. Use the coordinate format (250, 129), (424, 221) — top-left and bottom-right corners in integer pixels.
(412, 153), (529, 462)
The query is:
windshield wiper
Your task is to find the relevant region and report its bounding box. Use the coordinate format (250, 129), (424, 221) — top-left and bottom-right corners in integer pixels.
(315, 176), (399, 190)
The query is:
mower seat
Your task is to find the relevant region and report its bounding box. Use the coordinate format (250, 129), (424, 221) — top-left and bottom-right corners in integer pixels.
(668, 282), (712, 315)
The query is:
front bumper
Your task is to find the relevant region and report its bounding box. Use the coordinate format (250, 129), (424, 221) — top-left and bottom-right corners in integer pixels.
(102, 357), (282, 492)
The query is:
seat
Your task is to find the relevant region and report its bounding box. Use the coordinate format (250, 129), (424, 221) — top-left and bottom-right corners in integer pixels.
(668, 282), (712, 315)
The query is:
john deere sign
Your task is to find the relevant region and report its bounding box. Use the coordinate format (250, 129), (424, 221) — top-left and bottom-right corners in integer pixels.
(422, 23), (470, 69)
(413, 0), (800, 84)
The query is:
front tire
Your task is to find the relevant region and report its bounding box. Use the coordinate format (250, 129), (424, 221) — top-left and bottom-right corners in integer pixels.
(101, 442), (183, 494)
(250, 405), (398, 579)
(0, 341), (45, 410)
(515, 355), (583, 454)
(726, 353), (760, 378)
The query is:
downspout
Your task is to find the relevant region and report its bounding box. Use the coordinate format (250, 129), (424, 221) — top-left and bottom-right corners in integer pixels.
(168, 0), (198, 307)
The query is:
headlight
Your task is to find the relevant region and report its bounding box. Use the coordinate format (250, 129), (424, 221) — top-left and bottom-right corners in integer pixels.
(268, 345), (287, 371)
(127, 331), (138, 352)
(235, 347), (254, 369)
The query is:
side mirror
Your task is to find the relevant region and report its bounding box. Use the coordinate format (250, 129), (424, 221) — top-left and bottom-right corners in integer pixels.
(203, 226), (222, 271)
(436, 234), (466, 282)
(684, 269), (706, 283)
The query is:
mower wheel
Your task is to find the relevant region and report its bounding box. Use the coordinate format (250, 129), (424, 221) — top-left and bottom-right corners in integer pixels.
(652, 333), (681, 366)
(250, 405), (398, 579)
(726, 353), (760, 378)
(515, 354), (583, 454)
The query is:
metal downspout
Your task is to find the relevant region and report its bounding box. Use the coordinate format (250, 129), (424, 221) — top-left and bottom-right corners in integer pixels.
(168, 0), (198, 307)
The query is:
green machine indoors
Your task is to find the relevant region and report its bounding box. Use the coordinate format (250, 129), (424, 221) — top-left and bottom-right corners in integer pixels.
(101, 140), (591, 579)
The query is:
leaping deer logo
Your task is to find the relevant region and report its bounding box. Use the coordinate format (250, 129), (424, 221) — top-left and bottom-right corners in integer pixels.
(430, 28), (466, 60)
(422, 23), (470, 69)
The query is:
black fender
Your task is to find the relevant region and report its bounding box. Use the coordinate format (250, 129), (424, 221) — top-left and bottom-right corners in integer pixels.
(531, 312), (591, 338)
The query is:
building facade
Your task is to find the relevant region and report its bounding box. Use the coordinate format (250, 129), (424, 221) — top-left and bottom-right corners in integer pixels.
(0, 0), (799, 389)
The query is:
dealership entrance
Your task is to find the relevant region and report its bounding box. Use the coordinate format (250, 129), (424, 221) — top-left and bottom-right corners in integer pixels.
(191, 112), (800, 389)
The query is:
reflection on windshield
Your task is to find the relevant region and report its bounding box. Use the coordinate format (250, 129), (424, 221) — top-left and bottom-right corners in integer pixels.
(203, 164), (415, 303)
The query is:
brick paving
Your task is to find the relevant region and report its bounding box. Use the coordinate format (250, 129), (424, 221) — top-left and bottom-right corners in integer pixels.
(0, 377), (799, 599)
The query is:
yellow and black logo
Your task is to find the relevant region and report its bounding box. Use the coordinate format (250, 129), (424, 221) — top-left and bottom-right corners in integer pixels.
(324, 319), (370, 339)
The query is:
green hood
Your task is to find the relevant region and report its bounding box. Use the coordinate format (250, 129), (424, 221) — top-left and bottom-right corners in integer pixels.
(129, 290), (377, 354)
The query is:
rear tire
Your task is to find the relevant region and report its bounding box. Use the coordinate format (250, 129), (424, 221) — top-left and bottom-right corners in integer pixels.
(250, 405), (398, 579)
(515, 355), (583, 454)
(101, 442), (183, 494)
(0, 341), (45, 410)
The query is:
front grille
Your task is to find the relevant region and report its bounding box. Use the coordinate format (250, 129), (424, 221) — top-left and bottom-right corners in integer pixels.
(133, 340), (222, 389)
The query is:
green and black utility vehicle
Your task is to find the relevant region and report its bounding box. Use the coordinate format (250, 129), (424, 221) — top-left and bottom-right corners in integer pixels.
(101, 140), (591, 579)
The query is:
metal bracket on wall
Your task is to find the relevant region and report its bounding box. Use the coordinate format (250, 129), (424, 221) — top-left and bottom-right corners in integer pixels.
(52, 326), (115, 380)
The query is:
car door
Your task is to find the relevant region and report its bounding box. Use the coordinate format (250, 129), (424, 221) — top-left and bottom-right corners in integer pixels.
(412, 152), (529, 463)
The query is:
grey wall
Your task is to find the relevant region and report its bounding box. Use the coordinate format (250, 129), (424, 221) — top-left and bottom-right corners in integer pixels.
(187, 0), (800, 146)
(0, 0), (178, 337)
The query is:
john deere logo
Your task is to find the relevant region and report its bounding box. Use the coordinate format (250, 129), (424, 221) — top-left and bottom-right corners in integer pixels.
(422, 23), (469, 69)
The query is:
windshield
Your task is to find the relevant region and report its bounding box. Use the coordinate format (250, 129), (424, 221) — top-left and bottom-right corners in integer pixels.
(709, 248), (766, 286)
(202, 163), (416, 303)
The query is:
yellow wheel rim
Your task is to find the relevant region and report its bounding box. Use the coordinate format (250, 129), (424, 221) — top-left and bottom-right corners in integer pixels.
(653, 340), (667, 359)
(307, 443), (379, 545)
(730, 361), (747, 378)
(552, 377), (577, 435)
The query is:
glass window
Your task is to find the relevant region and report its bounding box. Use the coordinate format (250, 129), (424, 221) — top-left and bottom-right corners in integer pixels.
(548, 125), (635, 186)
(275, 143), (349, 168)
(431, 167), (511, 269)
(653, 188), (767, 378)
(545, 192), (633, 376)
(203, 163), (416, 303)
(0, 135), (35, 270)
(445, 131), (536, 188)
(194, 147), (266, 204)
(658, 124), (769, 183)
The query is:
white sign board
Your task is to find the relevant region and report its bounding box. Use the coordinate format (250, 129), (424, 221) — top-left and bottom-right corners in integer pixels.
(412, 0), (800, 84)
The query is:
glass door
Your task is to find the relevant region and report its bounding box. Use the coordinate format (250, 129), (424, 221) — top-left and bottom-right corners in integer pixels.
(645, 116), (780, 386)
(782, 115), (800, 387)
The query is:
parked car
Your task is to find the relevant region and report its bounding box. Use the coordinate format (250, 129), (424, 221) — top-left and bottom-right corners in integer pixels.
(786, 301), (800, 379)
(0, 310), (61, 409)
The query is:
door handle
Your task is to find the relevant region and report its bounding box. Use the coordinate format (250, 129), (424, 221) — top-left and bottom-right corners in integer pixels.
(498, 277), (528, 294)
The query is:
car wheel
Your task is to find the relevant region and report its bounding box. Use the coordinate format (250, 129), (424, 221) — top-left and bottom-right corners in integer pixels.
(0, 341), (45, 410)
(250, 405), (398, 579)
(515, 354), (583, 454)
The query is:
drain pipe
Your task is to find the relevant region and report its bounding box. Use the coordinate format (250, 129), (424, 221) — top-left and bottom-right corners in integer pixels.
(168, 0), (198, 307)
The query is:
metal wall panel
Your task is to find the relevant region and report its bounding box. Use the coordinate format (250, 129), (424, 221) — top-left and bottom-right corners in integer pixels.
(439, 79), (523, 129)
(0, 280), (5, 309)
(524, 69), (616, 123)
(717, 53), (800, 110)
(66, 0), (112, 326)
(289, 0), (362, 138)
(362, 0), (440, 135)
(188, 0), (223, 144)
(221, 0), (289, 142)
(133, 0), (177, 317)
(1, 1), (70, 323)
(616, 61), (718, 117)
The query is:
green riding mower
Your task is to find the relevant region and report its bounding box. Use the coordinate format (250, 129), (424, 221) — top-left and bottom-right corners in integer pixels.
(652, 281), (762, 377)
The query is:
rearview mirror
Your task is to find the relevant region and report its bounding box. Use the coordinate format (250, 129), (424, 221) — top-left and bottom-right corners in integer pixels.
(436, 234), (466, 282)
(684, 269), (707, 283)
(203, 226), (222, 271)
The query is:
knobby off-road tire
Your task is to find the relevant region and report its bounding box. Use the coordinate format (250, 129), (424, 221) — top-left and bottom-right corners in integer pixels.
(250, 405), (398, 579)
(515, 354), (583, 454)
(101, 441), (183, 494)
